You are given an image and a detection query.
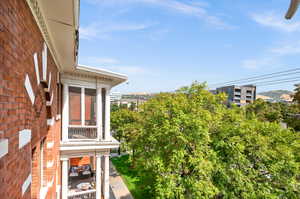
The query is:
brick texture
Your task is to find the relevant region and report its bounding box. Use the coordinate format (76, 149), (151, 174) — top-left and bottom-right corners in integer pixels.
(0, 0), (61, 198)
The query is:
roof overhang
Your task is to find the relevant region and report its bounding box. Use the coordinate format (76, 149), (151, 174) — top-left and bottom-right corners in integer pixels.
(75, 65), (128, 87)
(25, 0), (79, 70)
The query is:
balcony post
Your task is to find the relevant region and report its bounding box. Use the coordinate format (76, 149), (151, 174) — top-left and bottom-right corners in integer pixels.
(96, 87), (103, 141)
(103, 154), (110, 199)
(61, 157), (69, 199)
(62, 84), (69, 142)
(104, 88), (111, 141)
(81, 87), (85, 126)
(96, 154), (102, 199)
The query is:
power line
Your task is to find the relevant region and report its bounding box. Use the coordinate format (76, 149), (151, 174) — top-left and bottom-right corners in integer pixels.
(209, 68), (300, 88)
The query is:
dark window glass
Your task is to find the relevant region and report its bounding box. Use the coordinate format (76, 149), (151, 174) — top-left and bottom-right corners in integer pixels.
(85, 89), (96, 126)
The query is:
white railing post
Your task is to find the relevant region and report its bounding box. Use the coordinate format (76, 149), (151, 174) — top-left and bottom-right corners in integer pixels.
(62, 84), (69, 142)
(96, 87), (103, 141)
(61, 157), (69, 199)
(104, 88), (111, 141)
(96, 154), (102, 199)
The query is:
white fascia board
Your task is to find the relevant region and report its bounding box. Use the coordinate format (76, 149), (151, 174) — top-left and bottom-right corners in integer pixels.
(33, 53), (40, 84)
(19, 129), (31, 149)
(24, 75), (35, 105)
(0, 139), (8, 158)
(22, 174), (32, 196)
(76, 64), (128, 81)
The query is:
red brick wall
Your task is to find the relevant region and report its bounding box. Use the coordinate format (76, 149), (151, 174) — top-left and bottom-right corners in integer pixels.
(0, 0), (61, 198)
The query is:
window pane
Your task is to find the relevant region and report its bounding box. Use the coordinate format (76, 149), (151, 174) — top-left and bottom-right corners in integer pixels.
(69, 87), (81, 125)
(85, 89), (96, 126)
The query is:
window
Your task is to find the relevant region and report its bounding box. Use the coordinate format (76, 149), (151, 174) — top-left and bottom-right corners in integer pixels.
(69, 87), (81, 125)
(85, 88), (96, 126)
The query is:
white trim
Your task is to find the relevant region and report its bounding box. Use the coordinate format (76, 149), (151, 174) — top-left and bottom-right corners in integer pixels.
(19, 129), (31, 149)
(46, 91), (54, 106)
(22, 174), (32, 196)
(45, 72), (52, 92)
(47, 160), (54, 168)
(77, 64), (127, 81)
(68, 189), (96, 197)
(56, 114), (61, 121)
(33, 53), (40, 84)
(47, 117), (55, 126)
(24, 75), (35, 105)
(0, 139), (8, 159)
(46, 141), (54, 149)
(42, 43), (48, 82)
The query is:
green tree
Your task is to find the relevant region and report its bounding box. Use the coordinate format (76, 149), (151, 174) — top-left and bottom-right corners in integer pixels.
(111, 83), (300, 198)
(111, 108), (141, 155)
(133, 82), (300, 198)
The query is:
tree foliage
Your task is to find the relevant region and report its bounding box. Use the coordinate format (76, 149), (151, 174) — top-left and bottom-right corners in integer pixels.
(111, 82), (300, 199)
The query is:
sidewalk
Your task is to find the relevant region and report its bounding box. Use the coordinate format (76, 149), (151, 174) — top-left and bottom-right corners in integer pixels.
(110, 161), (134, 199)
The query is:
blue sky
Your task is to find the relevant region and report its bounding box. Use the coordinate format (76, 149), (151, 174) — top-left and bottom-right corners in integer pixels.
(78, 0), (300, 93)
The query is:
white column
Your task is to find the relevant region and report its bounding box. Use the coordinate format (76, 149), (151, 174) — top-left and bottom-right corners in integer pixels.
(96, 88), (103, 141)
(62, 84), (69, 142)
(96, 154), (102, 199)
(104, 88), (111, 141)
(61, 158), (69, 199)
(81, 87), (85, 126)
(103, 154), (110, 199)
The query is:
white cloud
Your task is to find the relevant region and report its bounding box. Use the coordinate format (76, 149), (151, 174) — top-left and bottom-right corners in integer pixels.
(80, 22), (155, 40)
(105, 66), (146, 75)
(270, 41), (300, 55)
(241, 58), (274, 70)
(251, 12), (300, 32)
(79, 56), (148, 75)
(84, 57), (120, 65)
(85, 0), (235, 29)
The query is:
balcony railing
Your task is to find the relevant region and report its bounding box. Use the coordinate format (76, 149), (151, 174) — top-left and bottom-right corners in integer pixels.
(68, 126), (97, 140)
(68, 190), (96, 199)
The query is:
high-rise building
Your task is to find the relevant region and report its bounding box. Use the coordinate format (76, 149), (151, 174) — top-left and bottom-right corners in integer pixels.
(216, 85), (256, 107)
(0, 1), (127, 199)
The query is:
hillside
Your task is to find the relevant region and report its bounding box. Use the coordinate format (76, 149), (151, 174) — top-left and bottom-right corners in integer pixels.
(258, 90), (293, 101)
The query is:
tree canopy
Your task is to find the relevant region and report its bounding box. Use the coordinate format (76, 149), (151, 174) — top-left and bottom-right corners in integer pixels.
(111, 82), (300, 199)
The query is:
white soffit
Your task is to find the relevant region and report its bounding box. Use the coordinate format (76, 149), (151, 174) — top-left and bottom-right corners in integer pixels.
(24, 75), (35, 105)
(22, 174), (32, 196)
(0, 139), (8, 158)
(19, 129), (32, 149)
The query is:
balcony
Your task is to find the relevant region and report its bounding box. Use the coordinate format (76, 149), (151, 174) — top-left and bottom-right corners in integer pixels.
(68, 190), (96, 199)
(68, 126), (98, 140)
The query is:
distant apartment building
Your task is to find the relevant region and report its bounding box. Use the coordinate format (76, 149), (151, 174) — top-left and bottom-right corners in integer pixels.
(216, 85), (256, 107)
(110, 92), (122, 102)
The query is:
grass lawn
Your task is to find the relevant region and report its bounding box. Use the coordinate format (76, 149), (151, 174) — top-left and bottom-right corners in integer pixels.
(111, 155), (149, 199)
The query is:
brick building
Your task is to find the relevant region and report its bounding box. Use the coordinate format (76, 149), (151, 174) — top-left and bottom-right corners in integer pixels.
(0, 1), (127, 199)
